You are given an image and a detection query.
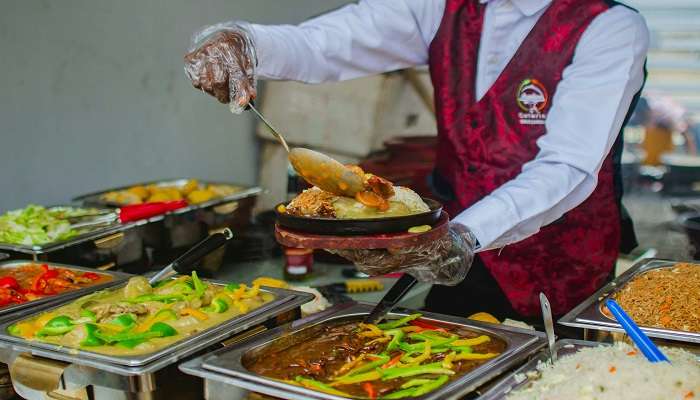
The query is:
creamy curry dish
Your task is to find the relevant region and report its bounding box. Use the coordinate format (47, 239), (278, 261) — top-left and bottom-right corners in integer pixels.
(284, 168), (430, 219)
(8, 272), (274, 356)
(247, 314), (505, 399)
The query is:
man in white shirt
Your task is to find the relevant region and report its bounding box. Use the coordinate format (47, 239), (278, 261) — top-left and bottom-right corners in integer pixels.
(184, 0), (648, 320)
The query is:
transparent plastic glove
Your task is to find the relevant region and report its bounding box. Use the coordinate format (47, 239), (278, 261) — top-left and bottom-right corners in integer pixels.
(328, 223), (477, 286)
(184, 22), (257, 113)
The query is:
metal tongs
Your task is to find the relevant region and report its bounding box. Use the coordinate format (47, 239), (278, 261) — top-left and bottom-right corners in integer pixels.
(67, 200), (188, 230)
(248, 103), (365, 197)
(363, 274), (418, 325)
(148, 228), (234, 285)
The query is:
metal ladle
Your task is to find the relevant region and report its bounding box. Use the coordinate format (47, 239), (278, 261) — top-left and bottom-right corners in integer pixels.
(249, 104), (365, 197)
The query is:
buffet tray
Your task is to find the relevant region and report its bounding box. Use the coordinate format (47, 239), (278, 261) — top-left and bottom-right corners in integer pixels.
(478, 339), (602, 400)
(179, 303), (547, 400)
(73, 178), (262, 214)
(0, 260), (131, 318)
(0, 281), (312, 370)
(559, 258), (700, 344)
(0, 211), (143, 256)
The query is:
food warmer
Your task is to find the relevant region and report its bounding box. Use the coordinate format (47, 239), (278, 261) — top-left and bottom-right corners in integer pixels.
(559, 258), (700, 345)
(0, 280), (312, 400)
(179, 303), (547, 400)
(74, 179), (262, 272)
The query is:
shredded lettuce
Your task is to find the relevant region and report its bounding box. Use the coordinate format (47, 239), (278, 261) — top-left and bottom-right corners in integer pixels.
(0, 204), (92, 246)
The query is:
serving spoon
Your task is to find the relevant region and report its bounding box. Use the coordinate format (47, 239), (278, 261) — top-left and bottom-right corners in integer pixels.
(249, 103), (365, 197)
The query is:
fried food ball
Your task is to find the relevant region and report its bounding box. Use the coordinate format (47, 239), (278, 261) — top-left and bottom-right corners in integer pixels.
(187, 189), (215, 204)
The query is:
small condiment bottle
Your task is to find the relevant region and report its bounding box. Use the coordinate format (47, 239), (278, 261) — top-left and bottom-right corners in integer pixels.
(283, 247), (313, 281)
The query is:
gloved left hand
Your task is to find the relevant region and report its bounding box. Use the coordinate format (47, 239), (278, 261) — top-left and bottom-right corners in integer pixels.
(328, 222), (477, 286)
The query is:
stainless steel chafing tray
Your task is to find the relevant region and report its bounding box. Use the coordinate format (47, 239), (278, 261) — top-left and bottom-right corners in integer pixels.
(73, 178), (262, 215)
(179, 303), (547, 400)
(0, 210), (145, 269)
(559, 258), (700, 344)
(0, 285), (312, 400)
(0, 281), (306, 367)
(478, 339), (603, 400)
(0, 260), (131, 319)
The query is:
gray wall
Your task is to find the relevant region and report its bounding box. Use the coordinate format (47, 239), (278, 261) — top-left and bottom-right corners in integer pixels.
(0, 0), (349, 211)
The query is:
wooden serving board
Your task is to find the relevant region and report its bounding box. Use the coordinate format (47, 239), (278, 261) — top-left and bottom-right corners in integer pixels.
(275, 212), (449, 250)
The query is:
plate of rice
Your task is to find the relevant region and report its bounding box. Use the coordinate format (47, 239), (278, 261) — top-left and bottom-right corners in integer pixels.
(480, 339), (700, 400)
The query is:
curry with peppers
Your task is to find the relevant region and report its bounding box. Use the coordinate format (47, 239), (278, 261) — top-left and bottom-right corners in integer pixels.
(8, 272), (274, 356)
(247, 314), (505, 399)
(0, 263), (109, 308)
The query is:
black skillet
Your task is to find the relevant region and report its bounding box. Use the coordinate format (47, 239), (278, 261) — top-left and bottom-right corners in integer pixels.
(275, 197), (443, 235)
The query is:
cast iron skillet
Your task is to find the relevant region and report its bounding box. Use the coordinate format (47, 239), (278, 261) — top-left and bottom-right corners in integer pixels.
(275, 198), (443, 235)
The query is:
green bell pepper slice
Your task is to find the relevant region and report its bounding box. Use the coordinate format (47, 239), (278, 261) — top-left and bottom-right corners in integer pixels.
(337, 354), (389, 379)
(224, 283), (240, 292)
(110, 314), (137, 330)
(149, 322), (177, 337)
(381, 362), (454, 381)
(95, 322), (177, 344)
(37, 316), (74, 336)
(204, 298), (229, 313)
(154, 308), (178, 321)
(383, 375), (449, 398)
(294, 376), (351, 397)
(191, 271), (206, 298)
(79, 324), (104, 347)
(377, 314), (422, 330)
(126, 294), (184, 303)
(385, 329), (404, 353)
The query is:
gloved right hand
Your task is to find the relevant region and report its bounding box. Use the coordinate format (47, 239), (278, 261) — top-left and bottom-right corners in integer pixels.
(184, 23), (257, 113)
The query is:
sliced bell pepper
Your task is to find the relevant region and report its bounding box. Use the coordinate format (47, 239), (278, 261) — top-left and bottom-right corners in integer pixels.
(442, 351), (456, 369)
(79, 324), (104, 347)
(331, 370), (382, 386)
(79, 309), (96, 322)
(399, 336), (456, 353)
(363, 382), (378, 399)
(191, 271), (206, 298)
(181, 307), (208, 321)
(126, 294), (184, 303)
(0, 277), (19, 289)
(148, 322), (177, 337)
(450, 335), (491, 347)
(82, 272), (101, 281)
(385, 329), (404, 353)
(400, 378), (433, 389)
(408, 319), (447, 332)
(381, 362), (454, 381)
(36, 316), (74, 336)
(335, 354), (389, 379)
(294, 376), (352, 397)
(110, 314), (137, 330)
(453, 352), (499, 361)
(402, 341), (431, 366)
(377, 314), (422, 330)
(224, 283), (240, 292)
(204, 297), (229, 313)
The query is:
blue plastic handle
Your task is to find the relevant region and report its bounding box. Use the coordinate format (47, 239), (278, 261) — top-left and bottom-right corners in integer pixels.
(605, 299), (669, 363)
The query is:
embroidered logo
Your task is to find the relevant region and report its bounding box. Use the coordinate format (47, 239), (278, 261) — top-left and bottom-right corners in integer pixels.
(516, 79), (548, 125)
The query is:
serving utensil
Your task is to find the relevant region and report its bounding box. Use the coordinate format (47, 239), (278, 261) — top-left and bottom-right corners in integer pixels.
(148, 228), (234, 285)
(539, 292), (557, 361)
(363, 273), (418, 324)
(604, 299), (669, 363)
(248, 103), (364, 197)
(68, 200), (188, 230)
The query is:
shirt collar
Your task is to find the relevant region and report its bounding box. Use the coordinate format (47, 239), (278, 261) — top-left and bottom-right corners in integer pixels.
(479, 0), (552, 16)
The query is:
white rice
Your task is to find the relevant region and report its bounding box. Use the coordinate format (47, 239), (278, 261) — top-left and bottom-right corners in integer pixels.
(506, 342), (700, 400)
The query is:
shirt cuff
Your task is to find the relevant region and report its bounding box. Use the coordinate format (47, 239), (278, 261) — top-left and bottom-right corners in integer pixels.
(452, 196), (519, 251)
(248, 24), (285, 80)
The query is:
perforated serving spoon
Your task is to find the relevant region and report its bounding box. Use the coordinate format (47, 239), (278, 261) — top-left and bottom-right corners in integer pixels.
(249, 104), (364, 197)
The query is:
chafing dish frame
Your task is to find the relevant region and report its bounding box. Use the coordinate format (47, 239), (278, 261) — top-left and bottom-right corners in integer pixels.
(179, 302), (547, 400)
(559, 258), (700, 344)
(478, 339), (603, 400)
(0, 260), (131, 319)
(0, 281), (309, 368)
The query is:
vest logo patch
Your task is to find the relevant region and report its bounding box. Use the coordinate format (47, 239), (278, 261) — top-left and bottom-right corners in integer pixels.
(516, 79), (548, 125)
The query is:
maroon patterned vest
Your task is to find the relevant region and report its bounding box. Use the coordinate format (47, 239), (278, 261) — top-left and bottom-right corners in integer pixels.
(429, 0), (621, 315)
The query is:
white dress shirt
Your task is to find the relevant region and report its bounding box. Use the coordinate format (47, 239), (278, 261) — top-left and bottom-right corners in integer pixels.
(249, 0), (649, 249)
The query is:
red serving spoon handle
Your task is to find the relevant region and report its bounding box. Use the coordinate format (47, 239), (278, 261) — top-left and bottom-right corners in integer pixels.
(118, 200), (187, 222)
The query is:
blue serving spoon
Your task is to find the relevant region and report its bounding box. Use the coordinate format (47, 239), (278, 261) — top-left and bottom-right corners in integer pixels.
(605, 299), (669, 363)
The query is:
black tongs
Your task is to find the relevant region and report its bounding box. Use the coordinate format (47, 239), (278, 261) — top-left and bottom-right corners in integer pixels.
(363, 274), (418, 325)
(148, 228), (234, 285)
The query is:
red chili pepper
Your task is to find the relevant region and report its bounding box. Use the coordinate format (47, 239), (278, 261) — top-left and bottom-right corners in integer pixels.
(409, 320), (447, 332)
(382, 353), (404, 369)
(362, 382), (377, 399)
(0, 277), (19, 289)
(42, 270), (59, 280)
(82, 272), (101, 281)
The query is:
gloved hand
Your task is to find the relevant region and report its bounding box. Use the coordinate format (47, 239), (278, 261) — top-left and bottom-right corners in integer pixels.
(328, 223), (478, 286)
(184, 22), (257, 113)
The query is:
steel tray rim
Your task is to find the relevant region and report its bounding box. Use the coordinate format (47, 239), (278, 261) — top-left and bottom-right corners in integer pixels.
(0, 260), (132, 318)
(181, 303), (546, 400)
(558, 258), (700, 344)
(0, 282), (309, 368)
